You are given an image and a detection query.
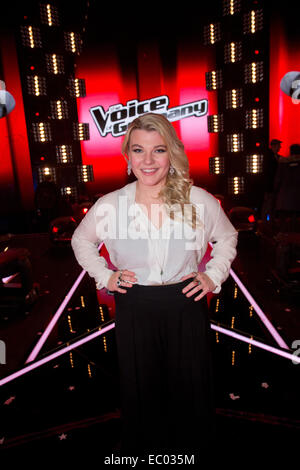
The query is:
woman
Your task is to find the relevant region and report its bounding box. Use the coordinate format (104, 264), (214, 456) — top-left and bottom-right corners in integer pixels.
(71, 113), (238, 458)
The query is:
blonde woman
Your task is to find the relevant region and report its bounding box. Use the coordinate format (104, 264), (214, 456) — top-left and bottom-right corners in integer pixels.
(71, 113), (238, 458)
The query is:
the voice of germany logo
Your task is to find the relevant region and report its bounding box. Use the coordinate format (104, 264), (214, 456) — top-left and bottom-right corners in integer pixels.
(90, 95), (208, 138)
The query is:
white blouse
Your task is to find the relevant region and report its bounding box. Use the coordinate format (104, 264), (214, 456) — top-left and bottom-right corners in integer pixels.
(71, 180), (238, 294)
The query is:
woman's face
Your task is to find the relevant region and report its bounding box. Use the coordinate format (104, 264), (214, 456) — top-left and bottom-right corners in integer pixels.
(128, 129), (170, 189)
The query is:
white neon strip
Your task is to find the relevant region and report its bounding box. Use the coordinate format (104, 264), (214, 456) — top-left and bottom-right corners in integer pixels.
(1, 321), (299, 388)
(0, 322), (115, 387)
(229, 268), (289, 350)
(211, 324), (299, 363)
(25, 269), (87, 363)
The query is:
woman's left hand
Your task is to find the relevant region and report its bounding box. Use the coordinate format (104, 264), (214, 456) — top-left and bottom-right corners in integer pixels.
(180, 272), (216, 301)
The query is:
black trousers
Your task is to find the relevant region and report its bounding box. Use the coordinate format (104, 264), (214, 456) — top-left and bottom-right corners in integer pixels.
(114, 278), (215, 457)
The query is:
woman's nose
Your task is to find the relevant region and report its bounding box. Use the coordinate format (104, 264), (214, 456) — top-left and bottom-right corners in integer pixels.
(143, 151), (155, 163)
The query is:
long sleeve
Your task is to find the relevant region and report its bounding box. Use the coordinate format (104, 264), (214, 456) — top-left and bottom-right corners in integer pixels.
(203, 200), (238, 294)
(71, 199), (115, 290)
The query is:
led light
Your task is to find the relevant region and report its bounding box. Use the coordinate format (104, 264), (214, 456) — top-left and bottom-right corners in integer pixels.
(245, 108), (263, 129)
(204, 23), (221, 45)
(243, 9), (263, 34)
(224, 42), (242, 63)
(207, 114), (224, 133)
(33, 122), (52, 142)
(56, 145), (73, 163)
(223, 0), (241, 15)
(225, 88), (243, 109)
(73, 123), (90, 141)
(228, 176), (245, 195)
(244, 61), (263, 84)
(205, 70), (223, 90)
(77, 164), (94, 183)
(40, 3), (59, 26)
(246, 154), (263, 173)
(209, 156), (225, 175)
(46, 53), (64, 74)
(61, 186), (78, 199)
(20, 25), (42, 48)
(227, 133), (243, 152)
(27, 75), (47, 96)
(37, 166), (56, 183)
(68, 78), (86, 97)
(50, 100), (69, 119)
(64, 31), (82, 54)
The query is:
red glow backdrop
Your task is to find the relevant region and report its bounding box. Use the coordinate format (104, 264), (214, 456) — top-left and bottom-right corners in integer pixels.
(269, 18), (300, 157)
(76, 41), (218, 194)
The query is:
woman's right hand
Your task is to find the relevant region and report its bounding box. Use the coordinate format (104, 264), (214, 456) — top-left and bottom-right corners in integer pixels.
(107, 269), (137, 294)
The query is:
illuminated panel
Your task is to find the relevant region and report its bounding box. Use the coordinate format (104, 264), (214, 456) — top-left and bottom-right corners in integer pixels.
(209, 156), (225, 174)
(37, 166), (56, 182)
(246, 154), (263, 173)
(73, 122), (90, 140)
(205, 70), (223, 90)
(64, 32), (82, 54)
(46, 54), (64, 74)
(207, 114), (224, 133)
(243, 9), (263, 34)
(204, 23), (221, 45)
(40, 3), (60, 26)
(50, 100), (69, 119)
(225, 88), (243, 108)
(245, 108), (263, 129)
(61, 186), (78, 199)
(224, 41), (242, 63)
(223, 0), (241, 15)
(226, 133), (244, 152)
(56, 145), (73, 163)
(32, 122), (52, 142)
(77, 164), (94, 182)
(27, 75), (47, 96)
(228, 176), (245, 194)
(68, 78), (86, 97)
(20, 26), (42, 48)
(244, 61), (264, 84)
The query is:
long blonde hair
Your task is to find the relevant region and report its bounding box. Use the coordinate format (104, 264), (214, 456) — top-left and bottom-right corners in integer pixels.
(122, 113), (199, 229)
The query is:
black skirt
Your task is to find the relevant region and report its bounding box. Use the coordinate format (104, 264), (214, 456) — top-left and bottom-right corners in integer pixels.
(114, 278), (215, 457)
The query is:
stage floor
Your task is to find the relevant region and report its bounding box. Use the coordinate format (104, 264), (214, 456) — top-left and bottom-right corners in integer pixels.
(0, 230), (299, 463)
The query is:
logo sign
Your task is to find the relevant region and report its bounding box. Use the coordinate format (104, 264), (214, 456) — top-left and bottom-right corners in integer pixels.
(90, 95), (208, 138)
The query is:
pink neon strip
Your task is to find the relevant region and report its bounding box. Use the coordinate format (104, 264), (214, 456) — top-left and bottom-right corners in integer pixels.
(0, 322), (115, 387)
(1, 322), (298, 388)
(229, 268), (289, 350)
(25, 242), (104, 364)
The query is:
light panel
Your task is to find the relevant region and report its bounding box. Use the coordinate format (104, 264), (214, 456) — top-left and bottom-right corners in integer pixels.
(228, 176), (245, 194)
(40, 3), (60, 26)
(226, 133), (244, 152)
(205, 70), (223, 90)
(56, 145), (73, 163)
(32, 122), (52, 142)
(64, 32), (82, 54)
(73, 122), (90, 141)
(27, 75), (47, 96)
(50, 100), (69, 119)
(222, 0), (241, 16)
(243, 9), (263, 34)
(37, 166), (56, 183)
(77, 164), (94, 183)
(68, 78), (86, 97)
(246, 154), (263, 173)
(224, 41), (242, 63)
(207, 114), (224, 133)
(244, 61), (264, 84)
(46, 53), (64, 74)
(20, 26), (42, 48)
(204, 23), (221, 45)
(245, 108), (264, 129)
(225, 88), (243, 108)
(209, 156), (225, 175)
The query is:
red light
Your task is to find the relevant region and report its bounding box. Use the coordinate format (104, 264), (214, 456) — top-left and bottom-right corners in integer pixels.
(52, 226), (59, 233)
(40, 157), (45, 161)
(30, 66), (35, 70)
(82, 207), (88, 214)
(256, 142), (261, 147)
(255, 50), (259, 55)
(248, 214), (255, 223)
(35, 112), (39, 116)
(255, 97), (260, 102)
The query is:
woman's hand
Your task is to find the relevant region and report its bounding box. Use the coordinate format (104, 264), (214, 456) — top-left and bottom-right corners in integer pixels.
(107, 269), (137, 294)
(180, 272), (216, 301)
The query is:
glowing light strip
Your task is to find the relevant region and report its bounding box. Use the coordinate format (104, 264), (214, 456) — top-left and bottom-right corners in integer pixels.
(229, 268), (289, 349)
(0, 322), (115, 387)
(1, 321), (298, 388)
(25, 269), (87, 363)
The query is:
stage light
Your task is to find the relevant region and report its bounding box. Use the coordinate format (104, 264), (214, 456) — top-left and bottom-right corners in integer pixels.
(207, 114), (224, 133)
(225, 88), (243, 108)
(245, 108), (263, 129)
(56, 145), (73, 163)
(37, 166), (56, 182)
(46, 53), (64, 74)
(40, 3), (59, 26)
(61, 186), (78, 199)
(224, 41), (242, 63)
(243, 9), (263, 34)
(227, 133), (244, 152)
(222, 0), (241, 15)
(77, 164), (94, 183)
(246, 154), (263, 173)
(244, 61), (263, 84)
(203, 23), (221, 45)
(205, 70), (223, 90)
(73, 122), (90, 140)
(228, 176), (245, 195)
(32, 122), (52, 142)
(209, 156), (225, 175)
(50, 100), (69, 119)
(68, 78), (86, 97)
(20, 25), (42, 48)
(64, 32), (82, 54)
(27, 75), (47, 96)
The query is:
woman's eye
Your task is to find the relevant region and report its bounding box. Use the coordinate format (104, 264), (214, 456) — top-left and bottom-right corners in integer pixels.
(156, 148), (166, 153)
(132, 148), (142, 153)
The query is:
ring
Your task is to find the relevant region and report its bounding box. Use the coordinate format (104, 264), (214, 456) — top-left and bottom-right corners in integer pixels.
(117, 270), (123, 287)
(193, 276), (201, 286)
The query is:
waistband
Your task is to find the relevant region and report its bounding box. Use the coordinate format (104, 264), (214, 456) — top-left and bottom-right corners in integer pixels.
(115, 278), (197, 302)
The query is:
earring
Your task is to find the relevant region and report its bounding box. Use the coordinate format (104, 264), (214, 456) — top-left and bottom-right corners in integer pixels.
(169, 165), (175, 175)
(127, 160), (132, 175)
